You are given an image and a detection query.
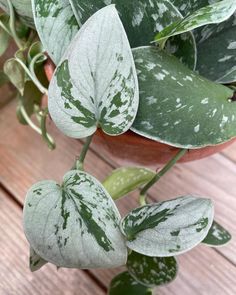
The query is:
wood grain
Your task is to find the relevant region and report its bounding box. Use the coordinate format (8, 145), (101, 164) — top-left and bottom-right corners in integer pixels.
(0, 100), (236, 294)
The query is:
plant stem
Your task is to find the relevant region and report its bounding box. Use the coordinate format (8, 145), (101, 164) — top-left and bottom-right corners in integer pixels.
(39, 108), (56, 150)
(75, 135), (94, 170)
(139, 148), (187, 199)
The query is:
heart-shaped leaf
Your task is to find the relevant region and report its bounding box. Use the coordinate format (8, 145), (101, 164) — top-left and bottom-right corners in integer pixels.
(29, 247), (47, 272)
(108, 271), (153, 295)
(131, 46), (236, 148)
(69, 0), (197, 69)
(202, 221), (231, 247)
(103, 167), (155, 200)
(32, 0), (79, 64)
(48, 5), (139, 139)
(0, 25), (9, 57)
(155, 0), (236, 42)
(121, 196), (214, 257)
(23, 170), (127, 269)
(4, 58), (25, 95)
(127, 251), (178, 287)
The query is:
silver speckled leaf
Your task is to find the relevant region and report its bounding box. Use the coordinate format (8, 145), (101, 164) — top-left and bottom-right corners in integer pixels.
(48, 5), (139, 138)
(23, 170), (127, 269)
(131, 46), (235, 149)
(202, 221), (231, 247)
(32, 0), (79, 64)
(121, 196), (214, 257)
(29, 247), (47, 272)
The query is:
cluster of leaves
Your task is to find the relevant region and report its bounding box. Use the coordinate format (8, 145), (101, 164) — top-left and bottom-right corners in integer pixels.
(0, 1), (235, 294)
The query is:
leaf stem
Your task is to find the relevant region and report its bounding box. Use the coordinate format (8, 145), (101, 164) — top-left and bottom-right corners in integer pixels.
(75, 135), (94, 170)
(39, 108), (56, 150)
(139, 149), (187, 200)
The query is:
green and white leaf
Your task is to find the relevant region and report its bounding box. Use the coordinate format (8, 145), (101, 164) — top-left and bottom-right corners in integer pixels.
(48, 5), (139, 139)
(131, 46), (236, 148)
(30, 247), (47, 272)
(32, 0), (79, 64)
(155, 0), (236, 42)
(69, 0), (197, 69)
(127, 251), (178, 287)
(108, 271), (153, 295)
(196, 12), (236, 83)
(202, 221), (231, 247)
(121, 196), (214, 257)
(23, 170), (127, 269)
(172, 0), (221, 16)
(103, 167), (155, 200)
(0, 0), (34, 28)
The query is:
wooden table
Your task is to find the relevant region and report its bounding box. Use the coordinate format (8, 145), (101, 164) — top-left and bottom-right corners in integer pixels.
(0, 99), (236, 295)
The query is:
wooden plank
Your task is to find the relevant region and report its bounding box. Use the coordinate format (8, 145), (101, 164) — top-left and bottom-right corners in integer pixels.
(221, 142), (236, 163)
(0, 188), (105, 295)
(1, 100), (236, 294)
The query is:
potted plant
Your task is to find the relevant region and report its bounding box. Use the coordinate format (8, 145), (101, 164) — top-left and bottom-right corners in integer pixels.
(0, 0), (235, 294)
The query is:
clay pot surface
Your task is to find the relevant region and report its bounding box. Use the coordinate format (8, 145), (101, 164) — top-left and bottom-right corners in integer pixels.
(44, 59), (236, 166)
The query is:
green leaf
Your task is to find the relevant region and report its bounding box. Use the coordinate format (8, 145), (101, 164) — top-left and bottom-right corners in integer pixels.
(4, 58), (25, 95)
(29, 247), (47, 272)
(0, 26), (9, 57)
(27, 41), (46, 64)
(196, 12), (236, 83)
(131, 46), (236, 148)
(202, 221), (231, 247)
(155, 0), (236, 42)
(48, 5), (139, 139)
(127, 251), (178, 287)
(0, 70), (9, 87)
(121, 195), (214, 257)
(172, 0), (220, 16)
(103, 167), (155, 200)
(69, 0), (197, 69)
(32, 0), (79, 64)
(23, 170), (127, 269)
(0, 0), (35, 28)
(108, 271), (152, 295)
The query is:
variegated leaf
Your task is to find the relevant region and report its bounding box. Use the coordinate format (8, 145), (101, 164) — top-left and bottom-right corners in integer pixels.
(32, 0), (79, 64)
(121, 196), (214, 257)
(30, 247), (47, 272)
(23, 170), (127, 269)
(69, 0), (197, 69)
(155, 0), (236, 42)
(0, 0), (34, 28)
(108, 271), (153, 295)
(131, 46), (236, 148)
(202, 221), (231, 247)
(171, 0), (221, 16)
(103, 167), (155, 200)
(127, 251), (178, 287)
(48, 5), (139, 138)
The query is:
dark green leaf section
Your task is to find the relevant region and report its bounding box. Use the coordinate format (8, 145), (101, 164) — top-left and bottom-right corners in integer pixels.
(56, 60), (97, 128)
(131, 46), (235, 148)
(108, 271), (152, 295)
(172, 0), (220, 16)
(202, 221), (231, 246)
(127, 252), (178, 287)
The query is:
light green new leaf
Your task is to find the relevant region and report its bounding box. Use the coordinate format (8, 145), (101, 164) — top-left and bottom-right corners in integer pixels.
(0, 26), (9, 56)
(108, 271), (152, 295)
(69, 0), (197, 69)
(29, 247), (47, 272)
(103, 167), (155, 200)
(32, 0), (79, 64)
(121, 196), (214, 257)
(202, 221), (231, 247)
(155, 0), (236, 42)
(23, 170), (127, 269)
(131, 47), (236, 148)
(48, 5), (139, 139)
(127, 251), (178, 287)
(4, 58), (25, 95)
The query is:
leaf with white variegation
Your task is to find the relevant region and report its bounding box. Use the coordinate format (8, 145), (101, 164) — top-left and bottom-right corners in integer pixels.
(48, 5), (139, 139)
(109, 271), (153, 295)
(23, 170), (127, 269)
(32, 0), (79, 64)
(131, 46), (236, 148)
(121, 196), (214, 257)
(69, 0), (197, 69)
(103, 167), (155, 200)
(202, 221), (231, 247)
(155, 0), (236, 42)
(30, 247), (47, 272)
(127, 251), (178, 287)
(172, 0), (220, 16)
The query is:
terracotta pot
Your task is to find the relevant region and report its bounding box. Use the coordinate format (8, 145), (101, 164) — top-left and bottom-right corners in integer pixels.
(44, 60), (236, 166)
